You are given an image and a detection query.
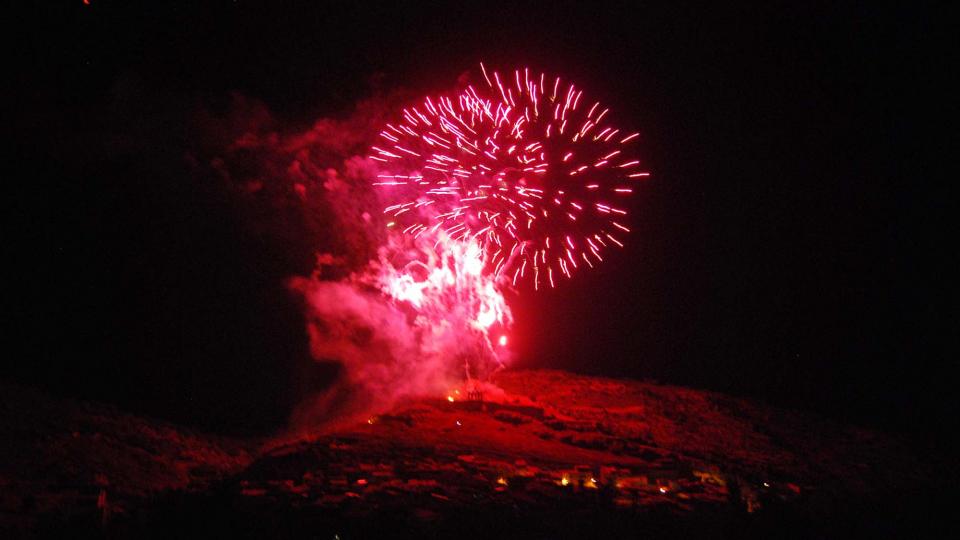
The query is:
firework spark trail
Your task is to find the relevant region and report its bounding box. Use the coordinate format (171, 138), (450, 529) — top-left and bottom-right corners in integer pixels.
(371, 64), (648, 289)
(291, 227), (511, 422)
(371, 229), (512, 379)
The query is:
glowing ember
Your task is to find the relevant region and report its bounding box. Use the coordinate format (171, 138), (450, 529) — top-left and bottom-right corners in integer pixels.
(371, 64), (647, 289)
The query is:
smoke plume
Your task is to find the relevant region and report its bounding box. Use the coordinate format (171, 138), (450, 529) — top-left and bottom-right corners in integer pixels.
(203, 89), (511, 430)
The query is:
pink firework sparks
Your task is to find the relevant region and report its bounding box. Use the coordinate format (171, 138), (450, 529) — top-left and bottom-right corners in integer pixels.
(373, 229), (512, 379)
(371, 64), (647, 289)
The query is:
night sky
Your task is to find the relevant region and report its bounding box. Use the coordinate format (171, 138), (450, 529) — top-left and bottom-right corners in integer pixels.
(7, 3), (953, 442)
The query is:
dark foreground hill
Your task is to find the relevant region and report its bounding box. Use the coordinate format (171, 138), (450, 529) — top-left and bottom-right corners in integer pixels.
(2, 370), (955, 538)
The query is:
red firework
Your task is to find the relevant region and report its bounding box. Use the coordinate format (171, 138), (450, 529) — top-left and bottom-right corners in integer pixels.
(370, 64), (648, 289)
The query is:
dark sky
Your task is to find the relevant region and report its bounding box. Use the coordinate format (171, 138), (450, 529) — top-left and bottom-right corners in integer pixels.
(7, 3), (953, 440)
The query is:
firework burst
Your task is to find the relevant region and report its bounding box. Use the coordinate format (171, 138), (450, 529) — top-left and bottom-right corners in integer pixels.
(371, 64), (647, 289)
(372, 229), (512, 379)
